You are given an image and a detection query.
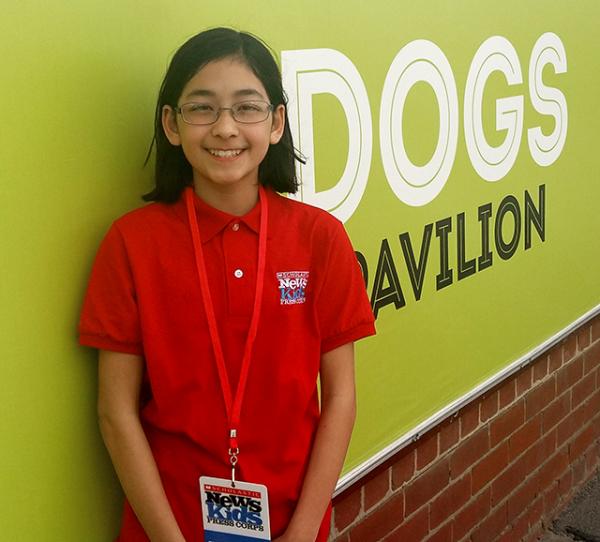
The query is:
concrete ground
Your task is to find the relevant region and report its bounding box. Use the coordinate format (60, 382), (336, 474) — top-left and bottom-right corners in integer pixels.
(538, 471), (600, 542)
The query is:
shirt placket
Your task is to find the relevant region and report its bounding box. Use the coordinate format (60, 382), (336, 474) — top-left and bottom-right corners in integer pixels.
(222, 220), (257, 317)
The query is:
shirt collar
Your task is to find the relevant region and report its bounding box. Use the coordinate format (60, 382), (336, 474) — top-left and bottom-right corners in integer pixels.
(174, 186), (266, 243)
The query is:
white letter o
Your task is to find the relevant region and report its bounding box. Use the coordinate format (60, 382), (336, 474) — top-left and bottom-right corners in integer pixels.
(380, 40), (459, 207)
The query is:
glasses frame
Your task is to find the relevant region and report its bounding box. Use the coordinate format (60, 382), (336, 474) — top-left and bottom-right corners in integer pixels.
(175, 100), (275, 126)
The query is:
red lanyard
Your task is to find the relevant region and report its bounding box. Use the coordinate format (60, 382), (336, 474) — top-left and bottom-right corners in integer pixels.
(185, 185), (268, 485)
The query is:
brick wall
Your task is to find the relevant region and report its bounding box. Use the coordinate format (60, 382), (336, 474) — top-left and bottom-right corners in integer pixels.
(331, 314), (600, 541)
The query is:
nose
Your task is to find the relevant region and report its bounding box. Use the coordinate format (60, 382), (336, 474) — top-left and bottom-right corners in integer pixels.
(210, 108), (239, 138)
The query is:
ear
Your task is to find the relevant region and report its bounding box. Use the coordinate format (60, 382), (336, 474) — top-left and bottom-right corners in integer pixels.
(161, 105), (181, 146)
(269, 104), (286, 145)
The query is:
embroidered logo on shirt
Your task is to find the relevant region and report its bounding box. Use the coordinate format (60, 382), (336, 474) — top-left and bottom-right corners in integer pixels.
(276, 271), (309, 305)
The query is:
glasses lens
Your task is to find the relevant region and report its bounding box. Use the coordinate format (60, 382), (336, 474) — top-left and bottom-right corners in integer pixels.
(232, 101), (271, 123)
(181, 103), (217, 125)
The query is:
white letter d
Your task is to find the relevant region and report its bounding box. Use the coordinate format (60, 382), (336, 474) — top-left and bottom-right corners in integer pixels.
(282, 49), (372, 223)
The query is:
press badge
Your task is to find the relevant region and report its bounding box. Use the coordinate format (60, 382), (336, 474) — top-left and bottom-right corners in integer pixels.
(200, 476), (271, 542)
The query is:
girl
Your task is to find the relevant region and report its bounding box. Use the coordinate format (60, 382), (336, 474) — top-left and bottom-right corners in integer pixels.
(79, 27), (375, 542)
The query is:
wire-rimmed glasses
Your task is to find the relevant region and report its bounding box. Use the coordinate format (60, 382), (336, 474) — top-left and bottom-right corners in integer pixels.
(175, 100), (274, 125)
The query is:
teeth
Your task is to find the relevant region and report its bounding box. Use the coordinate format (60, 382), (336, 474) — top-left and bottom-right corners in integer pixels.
(209, 149), (242, 158)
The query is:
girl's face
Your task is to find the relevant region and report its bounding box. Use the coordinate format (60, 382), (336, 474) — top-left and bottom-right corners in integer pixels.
(162, 57), (285, 196)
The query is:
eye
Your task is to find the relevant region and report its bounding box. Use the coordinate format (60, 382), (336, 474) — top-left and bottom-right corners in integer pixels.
(185, 102), (215, 113)
(235, 101), (264, 113)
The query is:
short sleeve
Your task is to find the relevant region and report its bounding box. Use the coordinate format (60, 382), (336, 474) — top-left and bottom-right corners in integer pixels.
(78, 223), (143, 355)
(315, 219), (376, 353)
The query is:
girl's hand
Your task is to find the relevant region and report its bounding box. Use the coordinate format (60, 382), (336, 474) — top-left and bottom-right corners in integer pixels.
(272, 343), (357, 542)
(98, 350), (187, 542)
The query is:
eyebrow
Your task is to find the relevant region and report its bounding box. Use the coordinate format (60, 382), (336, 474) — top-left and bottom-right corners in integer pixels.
(183, 88), (266, 100)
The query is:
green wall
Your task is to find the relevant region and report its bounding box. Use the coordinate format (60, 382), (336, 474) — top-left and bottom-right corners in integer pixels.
(2, 1), (599, 539)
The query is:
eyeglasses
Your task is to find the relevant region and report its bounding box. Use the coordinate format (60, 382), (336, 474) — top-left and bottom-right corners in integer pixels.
(175, 100), (274, 125)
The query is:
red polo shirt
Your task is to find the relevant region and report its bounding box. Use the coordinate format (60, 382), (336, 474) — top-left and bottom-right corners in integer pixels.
(79, 187), (376, 541)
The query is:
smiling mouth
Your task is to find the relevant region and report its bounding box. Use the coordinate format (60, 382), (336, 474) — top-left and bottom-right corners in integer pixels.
(208, 149), (243, 158)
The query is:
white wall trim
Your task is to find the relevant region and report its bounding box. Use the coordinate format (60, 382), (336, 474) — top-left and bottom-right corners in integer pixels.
(335, 303), (600, 496)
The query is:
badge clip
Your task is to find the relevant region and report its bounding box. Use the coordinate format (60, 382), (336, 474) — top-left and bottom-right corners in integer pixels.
(229, 428), (239, 487)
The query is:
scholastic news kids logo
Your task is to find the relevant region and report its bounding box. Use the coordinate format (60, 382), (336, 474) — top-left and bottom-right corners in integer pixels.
(277, 271), (309, 305)
(203, 483), (265, 531)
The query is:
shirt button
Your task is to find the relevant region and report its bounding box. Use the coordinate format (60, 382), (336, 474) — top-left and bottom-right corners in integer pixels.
(232, 223), (240, 231)
(234, 269), (244, 278)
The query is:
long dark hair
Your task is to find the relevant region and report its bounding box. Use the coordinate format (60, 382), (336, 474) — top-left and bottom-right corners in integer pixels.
(143, 27), (304, 203)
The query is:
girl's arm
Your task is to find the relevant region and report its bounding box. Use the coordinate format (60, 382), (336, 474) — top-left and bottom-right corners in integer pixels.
(275, 342), (357, 542)
(98, 350), (186, 542)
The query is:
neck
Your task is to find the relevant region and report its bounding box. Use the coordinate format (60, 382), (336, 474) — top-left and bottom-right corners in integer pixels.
(192, 180), (260, 216)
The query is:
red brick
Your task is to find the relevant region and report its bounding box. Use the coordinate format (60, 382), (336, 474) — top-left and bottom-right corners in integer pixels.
(569, 425), (595, 461)
(472, 441), (509, 494)
(557, 403), (587, 444)
(423, 522), (452, 542)
(548, 345), (563, 373)
(563, 334), (578, 362)
(491, 443), (539, 505)
(592, 317), (600, 342)
(556, 366), (569, 396)
(416, 430), (439, 471)
(530, 495), (545, 525)
(429, 474), (471, 529)
(334, 487), (362, 532)
(594, 411), (600, 437)
(583, 342), (600, 374)
(334, 534), (350, 542)
(405, 459), (450, 516)
(517, 367), (533, 396)
(534, 356), (549, 382)
(525, 377), (555, 420)
(543, 481), (561, 518)
(449, 427), (489, 480)
(538, 428), (557, 463)
(525, 496), (545, 537)
(507, 474), (537, 520)
(538, 450), (569, 490)
(346, 490), (404, 542)
(527, 436), (548, 469)
(382, 506), (428, 542)
(567, 356), (585, 384)
(439, 417), (459, 454)
(499, 379), (516, 409)
(585, 444), (600, 473)
(558, 467), (573, 496)
(584, 390), (600, 428)
(572, 371), (596, 408)
(556, 356), (584, 395)
(364, 467), (391, 512)
(391, 448), (415, 489)
(577, 324), (592, 351)
(572, 456), (586, 487)
(470, 501), (508, 542)
(497, 510), (529, 542)
(383, 509), (429, 542)
(509, 414), (541, 460)
(490, 400), (525, 446)
(452, 487), (491, 541)
(480, 391), (499, 422)
(541, 391), (570, 432)
(460, 402), (479, 438)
